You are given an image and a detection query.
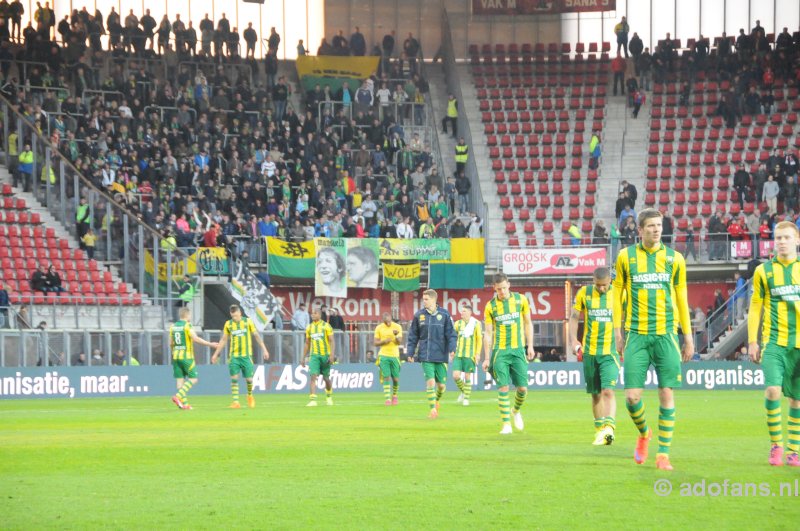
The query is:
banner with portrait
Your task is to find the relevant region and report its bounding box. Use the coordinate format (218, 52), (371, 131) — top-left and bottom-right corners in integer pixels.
(346, 240), (380, 289)
(315, 238), (348, 298)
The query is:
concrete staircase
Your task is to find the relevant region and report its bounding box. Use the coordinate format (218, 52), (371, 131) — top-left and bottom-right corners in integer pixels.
(598, 90), (651, 226)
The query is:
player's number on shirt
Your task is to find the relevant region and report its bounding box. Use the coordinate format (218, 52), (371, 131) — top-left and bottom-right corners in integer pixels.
(174, 332), (183, 346)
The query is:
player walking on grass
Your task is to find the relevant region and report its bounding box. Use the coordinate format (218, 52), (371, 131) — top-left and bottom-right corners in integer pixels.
(303, 309), (335, 407)
(613, 208), (694, 471)
(748, 221), (800, 467)
(568, 267), (619, 445)
(211, 305), (270, 409)
(407, 289), (457, 419)
(170, 307), (218, 410)
(374, 312), (403, 405)
(482, 273), (535, 435)
(452, 305), (482, 406)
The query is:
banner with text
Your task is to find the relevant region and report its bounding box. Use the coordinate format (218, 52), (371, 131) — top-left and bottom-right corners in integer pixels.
(0, 362), (768, 399)
(296, 56), (381, 92)
(502, 247), (607, 276)
(472, 0), (616, 16)
(271, 286), (566, 321)
(378, 238), (450, 261)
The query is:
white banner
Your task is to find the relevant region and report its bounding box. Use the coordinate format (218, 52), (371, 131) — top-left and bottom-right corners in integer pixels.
(502, 248), (608, 275)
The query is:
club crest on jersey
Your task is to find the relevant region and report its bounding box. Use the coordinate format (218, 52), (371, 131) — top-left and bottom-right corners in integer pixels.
(666, 255), (674, 263)
(419, 315), (426, 322)
(437, 314), (442, 321)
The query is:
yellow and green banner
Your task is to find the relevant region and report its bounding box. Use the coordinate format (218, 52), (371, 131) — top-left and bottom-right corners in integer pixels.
(296, 56), (380, 92)
(144, 247), (228, 282)
(266, 237), (316, 279)
(429, 239), (485, 289)
(383, 263), (421, 292)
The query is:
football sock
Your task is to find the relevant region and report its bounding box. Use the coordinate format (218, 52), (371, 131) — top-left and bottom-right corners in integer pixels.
(231, 379), (239, 402)
(626, 399), (648, 436)
(392, 383), (399, 397)
(499, 391), (511, 424)
(455, 378), (465, 393)
(309, 393), (317, 401)
(788, 407), (800, 454)
(426, 387), (436, 409)
(326, 389), (332, 399)
(463, 379), (472, 400)
(766, 398), (783, 445)
(657, 407), (676, 455)
(383, 383), (391, 400)
(594, 418), (603, 431)
(246, 381), (253, 396)
(435, 387), (444, 402)
(176, 380), (193, 403)
(513, 388), (527, 412)
(605, 416), (616, 431)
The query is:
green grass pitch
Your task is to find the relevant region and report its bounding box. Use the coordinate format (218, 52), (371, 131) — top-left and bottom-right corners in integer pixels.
(1, 390), (799, 529)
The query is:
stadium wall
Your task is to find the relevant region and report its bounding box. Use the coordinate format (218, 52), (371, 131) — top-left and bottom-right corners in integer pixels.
(0, 362), (767, 398)
(324, 0), (561, 59)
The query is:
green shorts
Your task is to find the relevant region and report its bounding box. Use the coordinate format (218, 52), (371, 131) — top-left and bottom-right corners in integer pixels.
(422, 362), (447, 384)
(309, 354), (332, 378)
(172, 358), (197, 379)
(583, 353), (620, 394)
(229, 356), (255, 378)
(379, 356), (401, 379)
(622, 332), (682, 389)
(489, 349), (529, 388)
(762, 344), (800, 400)
(452, 357), (476, 373)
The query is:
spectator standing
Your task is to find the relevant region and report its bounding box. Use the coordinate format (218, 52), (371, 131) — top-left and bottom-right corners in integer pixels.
(454, 137), (468, 175)
(611, 53), (626, 96)
(243, 23), (257, 59)
(762, 175), (779, 215)
(629, 32), (643, 72)
(632, 89), (644, 118)
(17, 143), (33, 192)
(441, 94), (458, 138)
(614, 16), (629, 58)
(637, 47), (652, 91)
(268, 26), (280, 54)
(455, 172), (471, 214)
(589, 130), (601, 169)
(733, 164), (751, 209)
(350, 26), (366, 56)
(81, 228), (96, 259)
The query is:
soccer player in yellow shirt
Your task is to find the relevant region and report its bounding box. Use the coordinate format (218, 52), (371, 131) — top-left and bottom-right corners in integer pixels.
(452, 305), (482, 406)
(169, 306), (218, 410)
(613, 209), (694, 471)
(568, 267), (619, 445)
(374, 312), (403, 405)
(211, 305), (270, 408)
(303, 309), (335, 406)
(748, 221), (800, 467)
(482, 273), (535, 434)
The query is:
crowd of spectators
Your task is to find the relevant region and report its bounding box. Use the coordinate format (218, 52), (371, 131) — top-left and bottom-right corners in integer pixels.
(0, 8), (482, 264)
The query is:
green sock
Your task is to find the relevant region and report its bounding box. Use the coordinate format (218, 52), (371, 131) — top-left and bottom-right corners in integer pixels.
(788, 407), (800, 454)
(605, 416), (616, 430)
(426, 386), (436, 409)
(766, 398), (783, 445)
(657, 407), (676, 455)
(435, 386), (444, 402)
(455, 378), (465, 393)
(626, 399), (648, 435)
(463, 379), (472, 400)
(513, 388), (527, 412)
(246, 381), (253, 396)
(176, 380), (193, 402)
(231, 379), (239, 402)
(392, 383), (399, 397)
(499, 391), (511, 424)
(594, 418), (603, 431)
(383, 383), (391, 400)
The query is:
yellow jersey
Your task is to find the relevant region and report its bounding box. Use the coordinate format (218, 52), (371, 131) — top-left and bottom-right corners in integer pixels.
(374, 322), (403, 358)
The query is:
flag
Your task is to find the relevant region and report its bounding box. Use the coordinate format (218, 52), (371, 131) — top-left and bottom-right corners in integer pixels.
(229, 258), (281, 331)
(383, 263), (421, 292)
(428, 238), (485, 289)
(266, 237), (315, 279)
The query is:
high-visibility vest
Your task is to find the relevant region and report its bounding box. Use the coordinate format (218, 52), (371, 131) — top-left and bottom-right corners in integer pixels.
(76, 203), (89, 223)
(455, 144), (468, 163)
(8, 133), (18, 156)
(446, 98), (458, 118)
(40, 165), (55, 184)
